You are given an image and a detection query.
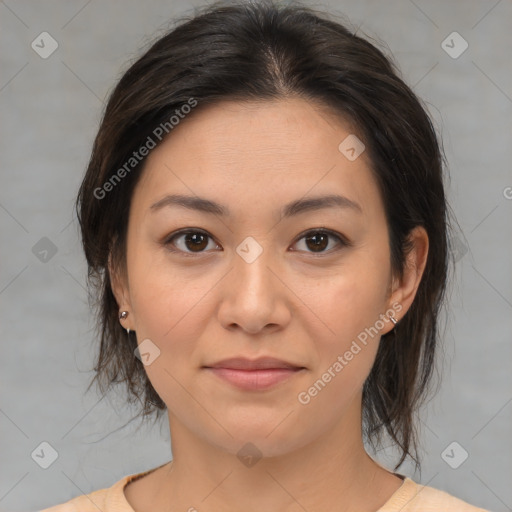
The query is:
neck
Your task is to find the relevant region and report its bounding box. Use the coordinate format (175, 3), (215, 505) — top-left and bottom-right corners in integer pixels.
(143, 391), (403, 512)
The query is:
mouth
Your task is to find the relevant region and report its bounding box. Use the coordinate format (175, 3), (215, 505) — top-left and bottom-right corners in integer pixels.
(204, 356), (305, 371)
(202, 357), (306, 391)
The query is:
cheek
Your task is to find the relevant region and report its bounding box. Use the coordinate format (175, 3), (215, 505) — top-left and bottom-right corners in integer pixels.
(293, 290), (383, 419)
(127, 265), (214, 412)
(308, 255), (390, 344)
(126, 248), (224, 388)
(299, 250), (391, 391)
(127, 240), (213, 337)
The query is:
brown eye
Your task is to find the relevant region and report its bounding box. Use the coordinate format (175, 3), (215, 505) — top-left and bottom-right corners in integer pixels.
(292, 229), (348, 254)
(305, 232), (329, 252)
(164, 228), (349, 257)
(183, 232), (208, 252)
(165, 230), (219, 254)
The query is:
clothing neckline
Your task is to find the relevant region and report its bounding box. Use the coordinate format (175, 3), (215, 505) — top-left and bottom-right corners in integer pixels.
(110, 464), (416, 511)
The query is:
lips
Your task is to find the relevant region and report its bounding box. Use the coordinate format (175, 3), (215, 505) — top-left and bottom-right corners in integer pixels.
(203, 356), (304, 371)
(203, 357), (306, 391)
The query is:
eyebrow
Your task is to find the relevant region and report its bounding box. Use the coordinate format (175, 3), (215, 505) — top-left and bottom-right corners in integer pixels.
(149, 193), (362, 218)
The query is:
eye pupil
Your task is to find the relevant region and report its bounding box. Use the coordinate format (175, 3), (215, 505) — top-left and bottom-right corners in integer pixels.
(185, 232), (208, 251)
(306, 233), (329, 252)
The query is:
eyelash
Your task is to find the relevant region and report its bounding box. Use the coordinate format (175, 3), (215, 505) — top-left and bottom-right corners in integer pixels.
(163, 228), (351, 257)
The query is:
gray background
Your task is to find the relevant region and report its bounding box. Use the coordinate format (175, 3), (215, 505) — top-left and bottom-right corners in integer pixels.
(1, 0), (511, 511)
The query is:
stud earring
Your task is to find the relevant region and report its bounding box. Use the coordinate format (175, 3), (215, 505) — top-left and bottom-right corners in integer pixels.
(390, 315), (398, 325)
(119, 310), (131, 335)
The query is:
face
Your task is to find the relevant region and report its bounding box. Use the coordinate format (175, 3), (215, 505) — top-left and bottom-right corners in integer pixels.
(111, 97), (427, 458)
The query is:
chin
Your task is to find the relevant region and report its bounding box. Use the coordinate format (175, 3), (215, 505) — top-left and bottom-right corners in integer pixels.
(203, 420), (318, 462)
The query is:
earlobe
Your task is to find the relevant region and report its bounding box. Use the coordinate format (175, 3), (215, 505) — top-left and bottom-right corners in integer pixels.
(108, 253), (135, 332)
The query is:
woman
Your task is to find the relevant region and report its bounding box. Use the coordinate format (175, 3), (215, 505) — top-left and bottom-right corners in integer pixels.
(41, 1), (490, 510)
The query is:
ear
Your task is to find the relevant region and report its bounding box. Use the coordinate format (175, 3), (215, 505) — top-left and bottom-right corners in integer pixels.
(108, 250), (133, 330)
(381, 226), (429, 334)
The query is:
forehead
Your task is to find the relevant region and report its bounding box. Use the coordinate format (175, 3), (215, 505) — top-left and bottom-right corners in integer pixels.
(146, 97), (360, 167)
(132, 97), (383, 221)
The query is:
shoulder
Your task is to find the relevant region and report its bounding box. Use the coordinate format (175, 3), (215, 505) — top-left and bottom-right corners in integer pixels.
(37, 462), (168, 512)
(380, 477), (491, 512)
(37, 474), (133, 512)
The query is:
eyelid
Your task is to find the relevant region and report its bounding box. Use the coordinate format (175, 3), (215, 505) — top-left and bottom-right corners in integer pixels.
(163, 227), (351, 256)
(163, 228), (220, 257)
(290, 228), (352, 255)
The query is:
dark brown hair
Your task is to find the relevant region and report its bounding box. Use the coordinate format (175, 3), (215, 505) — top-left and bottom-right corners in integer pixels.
(77, 0), (452, 470)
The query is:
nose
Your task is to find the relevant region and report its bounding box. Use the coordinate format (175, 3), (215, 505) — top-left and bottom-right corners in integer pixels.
(217, 244), (291, 335)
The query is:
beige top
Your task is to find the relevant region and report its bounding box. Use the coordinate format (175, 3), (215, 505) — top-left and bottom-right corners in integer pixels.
(39, 463), (490, 512)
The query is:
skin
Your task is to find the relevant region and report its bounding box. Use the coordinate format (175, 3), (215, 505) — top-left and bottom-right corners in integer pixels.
(110, 97), (429, 512)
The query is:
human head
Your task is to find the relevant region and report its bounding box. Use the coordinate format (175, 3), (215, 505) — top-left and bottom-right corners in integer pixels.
(78, 0), (449, 470)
